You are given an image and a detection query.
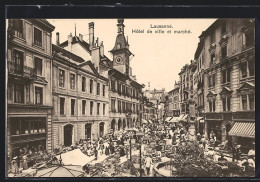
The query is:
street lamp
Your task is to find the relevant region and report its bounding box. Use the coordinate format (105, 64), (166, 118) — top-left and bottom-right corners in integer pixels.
(136, 132), (144, 177)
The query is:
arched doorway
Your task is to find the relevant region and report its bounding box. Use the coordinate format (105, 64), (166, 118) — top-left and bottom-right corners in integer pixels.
(123, 119), (126, 130)
(64, 124), (73, 146)
(111, 119), (116, 132)
(118, 119), (122, 131)
(99, 122), (104, 137)
(85, 123), (92, 140)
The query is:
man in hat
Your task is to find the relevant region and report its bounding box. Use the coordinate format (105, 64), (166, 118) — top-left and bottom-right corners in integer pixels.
(11, 156), (19, 175)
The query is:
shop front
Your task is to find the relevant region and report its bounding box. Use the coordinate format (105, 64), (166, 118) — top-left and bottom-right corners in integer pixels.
(7, 105), (52, 169)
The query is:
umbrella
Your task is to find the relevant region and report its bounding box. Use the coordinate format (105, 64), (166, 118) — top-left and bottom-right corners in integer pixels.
(34, 154), (86, 177)
(34, 165), (85, 177)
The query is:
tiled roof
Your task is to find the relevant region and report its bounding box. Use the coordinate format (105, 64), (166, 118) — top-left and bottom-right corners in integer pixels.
(59, 36), (91, 53)
(52, 44), (85, 63)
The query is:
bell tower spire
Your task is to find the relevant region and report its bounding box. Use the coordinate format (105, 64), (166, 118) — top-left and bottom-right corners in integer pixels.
(110, 19), (133, 76)
(117, 18), (125, 34)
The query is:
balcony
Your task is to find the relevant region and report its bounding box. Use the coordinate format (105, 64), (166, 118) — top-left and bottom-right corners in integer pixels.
(8, 61), (36, 81)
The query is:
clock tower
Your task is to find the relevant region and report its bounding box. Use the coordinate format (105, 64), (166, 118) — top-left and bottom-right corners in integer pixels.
(110, 19), (133, 76)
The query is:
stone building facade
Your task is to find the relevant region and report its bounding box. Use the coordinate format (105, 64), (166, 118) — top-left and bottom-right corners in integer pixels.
(108, 19), (143, 132)
(6, 19), (55, 160)
(52, 43), (109, 149)
(201, 18), (255, 150)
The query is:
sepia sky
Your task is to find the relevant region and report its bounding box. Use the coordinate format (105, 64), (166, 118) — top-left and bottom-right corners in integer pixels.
(48, 19), (216, 92)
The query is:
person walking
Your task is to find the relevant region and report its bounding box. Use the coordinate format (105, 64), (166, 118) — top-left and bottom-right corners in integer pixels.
(11, 156), (19, 175)
(144, 155), (152, 176)
(94, 147), (98, 160)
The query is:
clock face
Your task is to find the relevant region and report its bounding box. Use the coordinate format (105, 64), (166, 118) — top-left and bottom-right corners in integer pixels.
(115, 56), (123, 64)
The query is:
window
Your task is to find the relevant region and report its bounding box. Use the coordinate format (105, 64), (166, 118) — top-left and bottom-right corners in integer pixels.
(103, 85), (105, 96)
(103, 103), (106, 115)
(90, 101), (93, 115)
(90, 79), (93, 93)
(211, 53), (215, 64)
(210, 31), (215, 43)
(97, 82), (100, 95)
(118, 101), (121, 112)
(59, 69), (65, 87)
(240, 62), (247, 78)
(227, 97), (231, 111)
(13, 19), (23, 39)
(221, 46), (227, 58)
(249, 93), (255, 110)
(245, 30), (254, 47)
(221, 22), (227, 35)
(11, 118), (46, 136)
(242, 95), (247, 110)
(111, 80), (115, 91)
(60, 97), (65, 115)
(222, 97), (231, 111)
(122, 102), (126, 112)
(209, 100), (215, 112)
(34, 27), (42, 47)
(97, 103), (100, 115)
(13, 50), (24, 73)
(71, 99), (75, 115)
(222, 68), (231, 84)
(35, 57), (42, 76)
(70, 73), (75, 90)
(111, 99), (116, 112)
(122, 85), (125, 95)
(14, 83), (24, 103)
(249, 60), (255, 77)
(82, 100), (86, 115)
(35, 87), (43, 105)
(82, 77), (86, 92)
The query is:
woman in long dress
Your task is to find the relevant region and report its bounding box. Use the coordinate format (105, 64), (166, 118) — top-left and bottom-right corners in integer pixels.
(11, 157), (19, 174)
(22, 155), (28, 170)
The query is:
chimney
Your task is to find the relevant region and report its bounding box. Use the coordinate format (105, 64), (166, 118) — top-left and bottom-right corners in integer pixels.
(132, 75), (136, 81)
(79, 34), (83, 41)
(68, 33), (72, 44)
(96, 37), (99, 47)
(100, 41), (104, 57)
(68, 33), (72, 51)
(89, 22), (94, 49)
(56, 32), (60, 46)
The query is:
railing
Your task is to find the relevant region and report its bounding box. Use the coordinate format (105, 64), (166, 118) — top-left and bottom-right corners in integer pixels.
(8, 61), (36, 79)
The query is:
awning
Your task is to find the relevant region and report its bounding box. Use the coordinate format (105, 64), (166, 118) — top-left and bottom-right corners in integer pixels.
(165, 117), (172, 122)
(196, 117), (204, 123)
(168, 117), (178, 123)
(55, 149), (94, 166)
(142, 119), (148, 124)
(229, 122), (255, 138)
(196, 117), (203, 121)
(176, 114), (184, 121)
(180, 114), (188, 121)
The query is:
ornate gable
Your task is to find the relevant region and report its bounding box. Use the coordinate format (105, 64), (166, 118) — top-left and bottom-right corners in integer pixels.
(207, 90), (217, 100)
(237, 82), (255, 95)
(219, 86), (232, 98)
